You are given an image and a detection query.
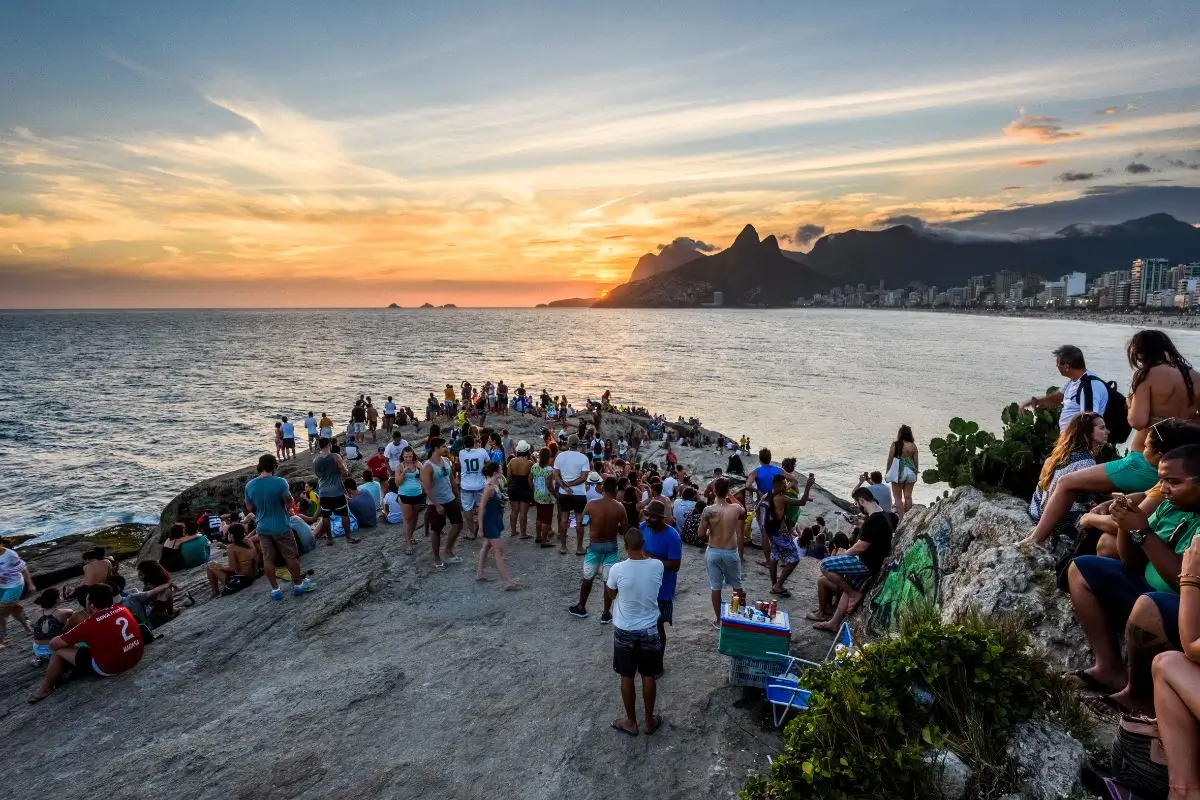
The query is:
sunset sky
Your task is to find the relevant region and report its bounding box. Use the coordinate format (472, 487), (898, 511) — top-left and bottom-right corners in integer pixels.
(2, 1), (1199, 307)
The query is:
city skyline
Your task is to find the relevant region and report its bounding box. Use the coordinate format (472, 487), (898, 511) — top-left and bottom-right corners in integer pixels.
(2, 1), (1200, 307)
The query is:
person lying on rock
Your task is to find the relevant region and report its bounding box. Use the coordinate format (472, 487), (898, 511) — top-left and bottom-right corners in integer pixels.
(204, 523), (261, 599)
(1066, 443), (1200, 714)
(29, 583), (144, 704)
(811, 487), (896, 633)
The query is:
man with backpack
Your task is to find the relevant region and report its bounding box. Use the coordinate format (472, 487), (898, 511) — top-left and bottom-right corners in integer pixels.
(1020, 344), (1130, 442)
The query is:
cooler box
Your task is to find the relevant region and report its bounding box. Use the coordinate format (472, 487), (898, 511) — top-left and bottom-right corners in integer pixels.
(718, 603), (791, 659)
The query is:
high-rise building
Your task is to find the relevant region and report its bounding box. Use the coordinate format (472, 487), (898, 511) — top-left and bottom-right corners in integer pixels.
(1063, 272), (1087, 297)
(1132, 258), (1170, 305)
(1115, 281), (1132, 308)
(993, 270), (1020, 297)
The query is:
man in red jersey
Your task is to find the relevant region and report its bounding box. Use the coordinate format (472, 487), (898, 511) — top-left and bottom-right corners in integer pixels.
(29, 583), (144, 703)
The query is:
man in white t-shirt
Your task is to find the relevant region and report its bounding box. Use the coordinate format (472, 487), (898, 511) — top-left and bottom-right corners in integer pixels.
(553, 434), (592, 554)
(661, 472), (678, 500)
(304, 412), (319, 451)
(605, 526), (665, 737)
(457, 434), (490, 538)
(384, 430), (410, 474)
(1020, 344), (1108, 430)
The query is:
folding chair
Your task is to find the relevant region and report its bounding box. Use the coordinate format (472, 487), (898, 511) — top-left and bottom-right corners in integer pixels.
(765, 680), (812, 728)
(825, 620), (855, 661)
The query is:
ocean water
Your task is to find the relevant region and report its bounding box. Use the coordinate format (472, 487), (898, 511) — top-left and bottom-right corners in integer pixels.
(3, 308), (1195, 542)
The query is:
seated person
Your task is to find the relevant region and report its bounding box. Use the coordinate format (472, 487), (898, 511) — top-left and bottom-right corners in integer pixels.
(358, 470), (383, 509)
(204, 523), (262, 599)
(29, 583), (145, 703)
(289, 515), (317, 554)
(673, 487), (698, 534)
(1150, 535), (1200, 795)
(345, 478), (379, 529)
(1066, 443), (1200, 714)
(135, 560), (180, 627)
(31, 588), (72, 667)
(806, 531), (828, 560)
(1026, 412), (1108, 551)
(160, 521), (210, 571)
(829, 532), (851, 556)
(812, 487), (897, 633)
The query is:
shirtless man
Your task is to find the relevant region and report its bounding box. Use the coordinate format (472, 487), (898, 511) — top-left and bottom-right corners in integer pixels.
(569, 477), (627, 623)
(698, 478), (747, 626)
(204, 523), (262, 598)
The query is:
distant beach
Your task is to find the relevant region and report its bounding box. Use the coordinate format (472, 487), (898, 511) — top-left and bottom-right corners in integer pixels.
(885, 306), (1200, 330)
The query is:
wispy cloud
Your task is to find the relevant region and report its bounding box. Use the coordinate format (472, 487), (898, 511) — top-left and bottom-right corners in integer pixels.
(1003, 111), (1082, 142)
(1057, 171), (1096, 182)
(1015, 159), (1050, 168)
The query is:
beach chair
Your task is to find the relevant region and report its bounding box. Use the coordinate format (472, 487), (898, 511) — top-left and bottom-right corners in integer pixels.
(765, 680), (812, 728)
(763, 621), (855, 680)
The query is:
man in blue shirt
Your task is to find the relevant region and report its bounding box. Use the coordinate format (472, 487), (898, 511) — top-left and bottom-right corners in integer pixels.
(640, 500), (682, 658)
(303, 412), (319, 452)
(279, 416), (296, 461)
(244, 454), (314, 600)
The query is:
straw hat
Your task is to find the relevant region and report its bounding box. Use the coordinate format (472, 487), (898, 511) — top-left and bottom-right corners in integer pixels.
(516, 440), (531, 453)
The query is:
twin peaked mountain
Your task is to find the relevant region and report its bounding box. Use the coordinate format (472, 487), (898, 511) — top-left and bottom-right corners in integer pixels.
(591, 214), (1200, 307)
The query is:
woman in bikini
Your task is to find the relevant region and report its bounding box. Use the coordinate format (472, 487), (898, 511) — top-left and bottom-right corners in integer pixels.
(1025, 330), (1200, 548)
(885, 425), (919, 518)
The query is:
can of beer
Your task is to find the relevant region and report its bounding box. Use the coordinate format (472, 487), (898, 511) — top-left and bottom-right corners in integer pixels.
(768, 600), (777, 619)
(730, 594), (739, 613)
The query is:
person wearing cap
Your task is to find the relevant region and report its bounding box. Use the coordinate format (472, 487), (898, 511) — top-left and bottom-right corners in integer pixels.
(507, 440), (535, 539)
(554, 434), (592, 555)
(640, 500), (682, 658)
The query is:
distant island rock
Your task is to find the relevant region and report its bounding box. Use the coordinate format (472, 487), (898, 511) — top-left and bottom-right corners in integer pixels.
(537, 297), (597, 308)
(442, 304), (457, 309)
(420, 302), (436, 308)
(596, 224), (833, 308)
(386, 303), (401, 309)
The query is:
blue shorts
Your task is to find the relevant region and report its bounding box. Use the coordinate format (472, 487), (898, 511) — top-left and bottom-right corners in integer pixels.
(0, 585), (23, 603)
(820, 554), (872, 590)
(1072, 555), (1181, 645)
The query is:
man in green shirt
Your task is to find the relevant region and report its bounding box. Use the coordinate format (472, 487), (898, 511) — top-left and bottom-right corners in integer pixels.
(1066, 444), (1200, 713)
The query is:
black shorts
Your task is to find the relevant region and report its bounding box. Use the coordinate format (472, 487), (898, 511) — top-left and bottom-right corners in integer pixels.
(613, 628), (663, 678)
(73, 645), (101, 678)
(307, 433), (317, 441)
(400, 493), (426, 505)
(319, 495), (349, 517)
(657, 600), (673, 626)
(383, 413), (395, 422)
(283, 438), (295, 448)
(557, 493), (587, 513)
(427, 499), (463, 532)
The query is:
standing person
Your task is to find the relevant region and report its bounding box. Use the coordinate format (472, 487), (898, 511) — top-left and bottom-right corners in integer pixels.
(366, 402), (379, 443)
(1027, 331), (1200, 544)
(640, 500), (682, 659)
(531, 447), (557, 547)
(312, 439), (359, 545)
(475, 463), (518, 589)
(497, 380), (508, 415)
(384, 429), (410, 476)
(394, 446), (425, 555)
(318, 412), (334, 440)
(698, 478), (747, 628)
(457, 435), (490, 541)
(554, 435), (592, 555)
(245, 454), (316, 598)
(884, 425), (919, 517)
(766, 473), (815, 597)
(618, 436), (629, 461)
(746, 448), (791, 564)
(304, 412), (319, 451)
(279, 416), (296, 460)
(853, 471), (894, 514)
(273, 422), (284, 461)
(443, 384), (456, 416)
(0, 539), (33, 649)
(383, 396), (396, 435)
(1020, 344), (1110, 430)
(507, 441), (534, 539)
(605, 526), (666, 737)
(28, 584), (143, 704)
(569, 476), (627, 621)
(421, 437), (463, 568)
(351, 400), (367, 440)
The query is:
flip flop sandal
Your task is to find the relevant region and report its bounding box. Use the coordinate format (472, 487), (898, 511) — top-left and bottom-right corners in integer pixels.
(1082, 693), (1126, 716)
(611, 721), (638, 737)
(1065, 669), (1122, 695)
(642, 715), (663, 735)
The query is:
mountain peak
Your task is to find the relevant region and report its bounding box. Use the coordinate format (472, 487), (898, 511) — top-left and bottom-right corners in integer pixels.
(760, 234), (781, 255)
(732, 224), (760, 250)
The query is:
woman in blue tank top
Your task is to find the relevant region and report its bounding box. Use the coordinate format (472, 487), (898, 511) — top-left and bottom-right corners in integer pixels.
(475, 463), (518, 589)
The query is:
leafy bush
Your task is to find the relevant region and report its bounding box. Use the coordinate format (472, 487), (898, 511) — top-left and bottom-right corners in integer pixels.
(740, 606), (1089, 800)
(921, 400), (1061, 502)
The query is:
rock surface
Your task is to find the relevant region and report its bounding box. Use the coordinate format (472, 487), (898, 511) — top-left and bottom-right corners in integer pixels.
(1005, 717), (1086, 799)
(18, 523), (155, 587)
(0, 411), (850, 800)
(865, 486), (1090, 672)
(925, 748), (973, 800)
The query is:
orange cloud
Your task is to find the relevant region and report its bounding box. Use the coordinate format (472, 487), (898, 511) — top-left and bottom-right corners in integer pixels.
(1015, 159), (1050, 168)
(1003, 113), (1082, 142)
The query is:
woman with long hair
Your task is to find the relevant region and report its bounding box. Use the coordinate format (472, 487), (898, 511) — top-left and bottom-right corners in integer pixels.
(530, 447), (557, 547)
(394, 446), (425, 555)
(884, 425), (919, 517)
(507, 441), (534, 539)
(1025, 330), (1200, 546)
(1028, 412), (1108, 551)
(475, 463), (518, 589)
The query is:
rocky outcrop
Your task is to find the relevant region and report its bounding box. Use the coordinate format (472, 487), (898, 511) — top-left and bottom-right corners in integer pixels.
(20, 523), (154, 587)
(1005, 717), (1086, 799)
(865, 487), (1089, 672)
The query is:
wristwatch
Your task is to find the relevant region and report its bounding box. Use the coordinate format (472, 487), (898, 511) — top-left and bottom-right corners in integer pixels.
(1129, 529), (1149, 545)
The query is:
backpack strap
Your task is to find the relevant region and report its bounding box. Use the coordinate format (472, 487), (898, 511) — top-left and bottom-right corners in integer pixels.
(1074, 372), (1099, 411)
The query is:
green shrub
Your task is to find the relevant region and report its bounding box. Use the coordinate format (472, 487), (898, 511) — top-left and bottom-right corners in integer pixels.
(920, 399), (1061, 502)
(740, 606), (1088, 800)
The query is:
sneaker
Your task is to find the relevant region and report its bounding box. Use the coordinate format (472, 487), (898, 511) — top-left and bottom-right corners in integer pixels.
(271, 589), (284, 601)
(443, 556), (463, 564)
(600, 612), (612, 625)
(568, 604), (588, 619)
(293, 579), (315, 596)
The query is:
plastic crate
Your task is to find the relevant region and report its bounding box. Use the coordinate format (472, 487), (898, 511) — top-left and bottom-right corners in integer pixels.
(728, 655), (788, 688)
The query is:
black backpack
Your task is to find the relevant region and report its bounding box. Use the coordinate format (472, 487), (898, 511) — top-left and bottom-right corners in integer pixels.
(1076, 374), (1132, 444)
